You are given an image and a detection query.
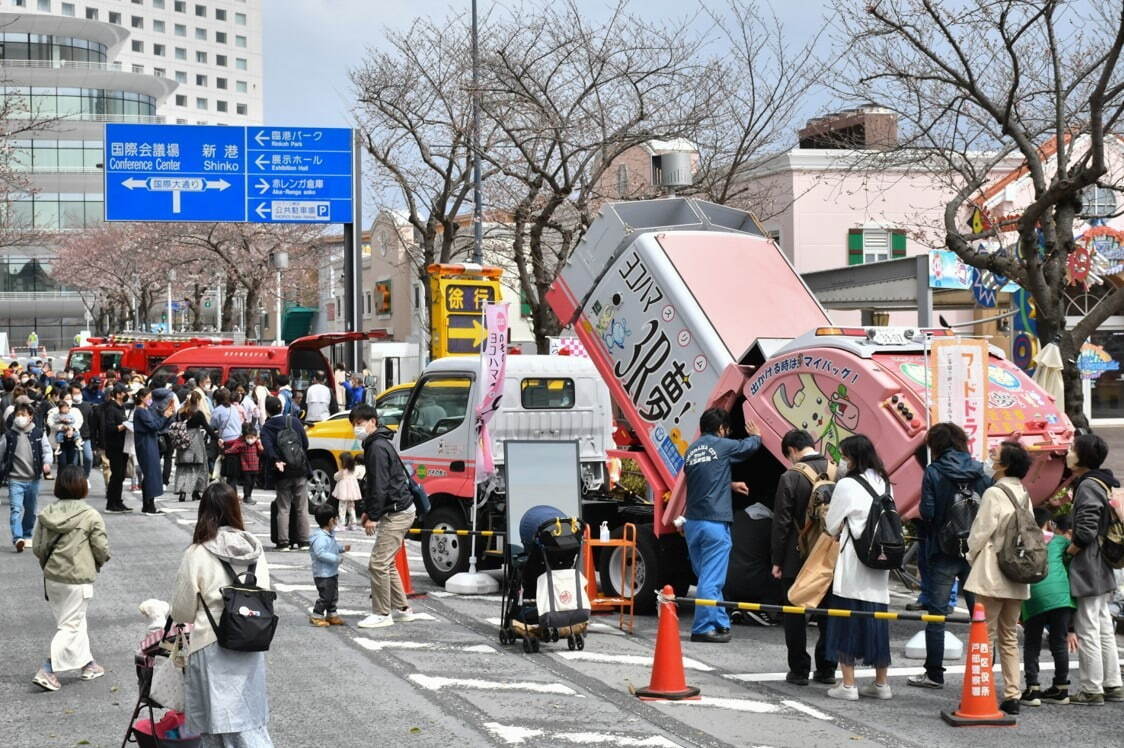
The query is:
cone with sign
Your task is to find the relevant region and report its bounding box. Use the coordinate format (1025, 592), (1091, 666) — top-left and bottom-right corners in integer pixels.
(395, 543), (425, 599)
(634, 585), (700, 701)
(940, 603), (1015, 726)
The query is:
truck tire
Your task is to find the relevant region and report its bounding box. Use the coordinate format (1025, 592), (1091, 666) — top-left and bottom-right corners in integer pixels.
(422, 504), (470, 585)
(598, 523), (659, 615)
(308, 456), (336, 509)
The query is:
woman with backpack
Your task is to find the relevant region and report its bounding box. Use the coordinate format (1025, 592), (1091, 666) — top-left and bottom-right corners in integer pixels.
(171, 482), (274, 746)
(172, 391), (216, 503)
(31, 466), (110, 691)
(1064, 432), (1124, 706)
(823, 434), (894, 701)
(963, 441), (1035, 716)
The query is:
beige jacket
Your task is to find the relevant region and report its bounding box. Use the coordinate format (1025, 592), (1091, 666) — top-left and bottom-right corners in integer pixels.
(964, 476), (1032, 601)
(171, 526), (270, 655)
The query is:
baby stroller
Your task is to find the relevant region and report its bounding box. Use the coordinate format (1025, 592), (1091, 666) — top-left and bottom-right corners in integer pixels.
(122, 620), (200, 748)
(498, 505), (590, 653)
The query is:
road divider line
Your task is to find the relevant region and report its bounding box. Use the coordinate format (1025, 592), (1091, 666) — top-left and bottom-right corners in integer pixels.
(658, 695), (780, 713)
(407, 674), (579, 695)
(353, 638), (496, 654)
(483, 722), (680, 746)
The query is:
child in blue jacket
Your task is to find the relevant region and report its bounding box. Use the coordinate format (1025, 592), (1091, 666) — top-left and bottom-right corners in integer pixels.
(309, 503), (349, 626)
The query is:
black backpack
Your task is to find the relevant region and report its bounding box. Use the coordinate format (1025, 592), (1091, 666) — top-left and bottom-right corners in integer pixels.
(199, 559), (278, 652)
(275, 415), (308, 473)
(848, 475), (906, 570)
(937, 482), (982, 558)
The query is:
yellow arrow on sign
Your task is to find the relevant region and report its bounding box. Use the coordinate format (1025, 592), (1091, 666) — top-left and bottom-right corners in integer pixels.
(448, 318), (487, 347)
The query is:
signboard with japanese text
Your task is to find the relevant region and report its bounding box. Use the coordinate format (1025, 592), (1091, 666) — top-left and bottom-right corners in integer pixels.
(104, 123), (353, 223)
(929, 338), (990, 462)
(474, 302), (510, 479)
(430, 276), (503, 358)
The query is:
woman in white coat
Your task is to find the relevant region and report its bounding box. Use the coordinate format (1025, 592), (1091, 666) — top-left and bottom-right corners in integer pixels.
(823, 434), (893, 701)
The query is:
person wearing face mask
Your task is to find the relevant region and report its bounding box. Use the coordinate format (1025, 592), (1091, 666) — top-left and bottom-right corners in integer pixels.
(68, 385), (95, 478)
(908, 422), (992, 690)
(260, 395), (311, 551)
(101, 386), (133, 512)
(350, 404), (419, 629)
(681, 407), (762, 643)
(133, 387), (176, 516)
(0, 403), (53, 551)
(1064, 432), (1124, 706)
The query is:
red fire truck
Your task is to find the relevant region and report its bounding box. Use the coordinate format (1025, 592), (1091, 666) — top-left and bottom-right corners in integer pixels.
(65, 334), (234, 382)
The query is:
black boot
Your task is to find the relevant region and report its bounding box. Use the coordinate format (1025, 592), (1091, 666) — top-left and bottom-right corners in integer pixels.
(178, 492), (186, 502)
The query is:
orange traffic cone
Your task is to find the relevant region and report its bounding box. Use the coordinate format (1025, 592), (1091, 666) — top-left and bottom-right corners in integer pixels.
(941, 603), (1015, 726)
(395, 543), (425, 599)
(634, 585), (700, 701)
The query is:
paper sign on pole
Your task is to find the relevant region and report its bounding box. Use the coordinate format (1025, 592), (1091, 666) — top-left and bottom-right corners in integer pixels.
(475, 302), (510, 478)
(929, 338), (990, 462)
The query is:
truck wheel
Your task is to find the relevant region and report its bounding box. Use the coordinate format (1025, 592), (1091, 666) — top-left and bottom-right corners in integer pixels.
(308, 457), (336, 508)
(422, 505), (470, 585)
(598, 523), (659, 615)
(659, 532), (695, 597)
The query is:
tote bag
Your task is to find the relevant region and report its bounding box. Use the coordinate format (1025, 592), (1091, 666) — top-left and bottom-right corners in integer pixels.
(786, 532), (840, 609)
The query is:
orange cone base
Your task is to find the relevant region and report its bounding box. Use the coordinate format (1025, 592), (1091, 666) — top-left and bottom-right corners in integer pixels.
(940, 709), (1015, 727)
(635, 685), (701, 701)
(395, 545), (426, 599)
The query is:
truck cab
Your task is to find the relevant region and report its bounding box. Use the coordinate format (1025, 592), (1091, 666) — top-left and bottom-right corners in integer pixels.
(66, 334), (233, 381)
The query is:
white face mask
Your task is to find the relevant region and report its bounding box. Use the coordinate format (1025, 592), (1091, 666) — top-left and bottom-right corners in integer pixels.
(837, 457), (851, 476)
(71, 394), (82, 404)
(1066, 450), (1079, 469)
(353, 424), (368, 439)
(983, 458), (997, 479)
(14, 416), (30, 430)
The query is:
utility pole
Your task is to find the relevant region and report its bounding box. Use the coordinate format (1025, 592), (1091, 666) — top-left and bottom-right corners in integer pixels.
(470, 0), (484, 265)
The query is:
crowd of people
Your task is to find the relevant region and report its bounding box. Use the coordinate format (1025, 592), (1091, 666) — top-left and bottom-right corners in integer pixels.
(683, 408), (1124, 718)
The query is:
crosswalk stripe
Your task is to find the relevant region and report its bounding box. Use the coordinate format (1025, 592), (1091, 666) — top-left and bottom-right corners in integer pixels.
(483, 722), (680, 746)
(408, 674), (579, 695)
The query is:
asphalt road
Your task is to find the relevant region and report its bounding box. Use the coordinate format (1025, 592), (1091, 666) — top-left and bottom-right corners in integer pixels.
(2, 442), (1124, 748)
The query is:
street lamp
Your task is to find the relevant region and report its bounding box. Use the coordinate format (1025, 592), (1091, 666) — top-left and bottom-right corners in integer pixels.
(166, 269), (177, 334)
(270, 250), (289, 345)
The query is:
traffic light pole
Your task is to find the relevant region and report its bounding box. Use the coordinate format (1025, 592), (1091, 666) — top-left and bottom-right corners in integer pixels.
(343, 128), (363, 371)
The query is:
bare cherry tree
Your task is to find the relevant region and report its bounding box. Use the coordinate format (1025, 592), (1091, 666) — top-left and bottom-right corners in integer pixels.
(836, 0), (1124, 427)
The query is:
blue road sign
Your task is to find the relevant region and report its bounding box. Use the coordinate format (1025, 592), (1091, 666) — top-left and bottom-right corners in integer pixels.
(104, 123), (353, 223)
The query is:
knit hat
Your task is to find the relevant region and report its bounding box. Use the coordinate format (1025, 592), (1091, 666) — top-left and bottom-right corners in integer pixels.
(151, 388), (175, 411)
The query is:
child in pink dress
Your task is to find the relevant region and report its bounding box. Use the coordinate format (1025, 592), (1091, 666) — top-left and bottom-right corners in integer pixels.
(333, 452), (364, 530)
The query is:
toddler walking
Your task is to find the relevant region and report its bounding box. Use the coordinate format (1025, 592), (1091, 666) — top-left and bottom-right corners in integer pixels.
(333, 452), (364, 530)
(1021, 509), (1078, 706)
(223, 423), (264, 505)
(309, 504), (349, 627)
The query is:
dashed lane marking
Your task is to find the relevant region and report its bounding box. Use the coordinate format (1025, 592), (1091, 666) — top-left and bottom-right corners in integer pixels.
(353, 638), (496, 654)
(780, 699), (833, 721)
(726, 660), (1077, 682)
(553, 651), (714, 672)
(407, 674), (579, 696)
(659, 696), (780, 714)
(483, 722), (680, 746)
(305, 606), (438, 620)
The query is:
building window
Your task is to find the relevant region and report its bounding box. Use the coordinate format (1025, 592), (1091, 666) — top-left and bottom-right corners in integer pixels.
(235, 35), (247, 48)
(109, 11), (121, 24)
(60, 2), (74, 15)
(235, 57), (247, 70)
(215, 100), (227, 112)
(195, 3), (205, 16)
(131, 63), (144, 73)
(175, 23), (186, 36)
(153, 0), (165, 8)
(174, 0), (185, 11)
(235, 80), (247, 93)
(216, 77), (227, 89)
(847, 228), (906, 265)
(215, 54), (227, 66)
(195, 27), (206, 40)
(769, 229), (782, 248)
(36, 0), (49, 10)
(215, 31), (226, 44)
(235, 103), (246, 115)
(175, 47), (186, 60)
(196, 51), (207, 63)
(131, 15), (143, 28)
(153, 44), (165, 56)
(85, 7), (97, 19)
(153, 67), (166, 78)
(175, 94), (187, 106)
(176, 118), (187, 124)
(174, 70), (187, 83)
(132, 0), (142, 4)
(131, 40), (144, 52)
(195, 74), (207, 86)
(13, 0), (26, 7)
(215, 7), (225, 20)
(235, 12), (246, 24)
(153, 19), (165, 32)
(195, 97), (207, 110)
(1081, 184), (1117, 220)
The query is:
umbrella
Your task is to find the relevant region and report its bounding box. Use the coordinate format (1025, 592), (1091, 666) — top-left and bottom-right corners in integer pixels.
(1033, 342), (1065, 408)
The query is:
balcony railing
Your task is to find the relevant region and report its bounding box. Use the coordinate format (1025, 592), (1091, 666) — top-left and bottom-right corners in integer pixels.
(3, 113), (166, 123)
(0, 59), (127, 73)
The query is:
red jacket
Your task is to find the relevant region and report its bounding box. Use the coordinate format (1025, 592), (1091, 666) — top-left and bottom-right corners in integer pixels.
(224, 437), (263, 473)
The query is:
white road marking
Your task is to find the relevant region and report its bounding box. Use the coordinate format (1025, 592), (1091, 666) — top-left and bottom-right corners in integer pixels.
(157, 507), (191, 513)
(780, 699), (832, 721)
(484, 618), (625, 636)
(554, 651), (714, 672)
(728, 660), (1077, 682)
(483, 723), (680, 746)
(352, 638), (496, 654)
(175, 519), (195, 526)
(408, 674), (578, 695)
(428, 590), (505, 601)
(661, 696), (779, 714)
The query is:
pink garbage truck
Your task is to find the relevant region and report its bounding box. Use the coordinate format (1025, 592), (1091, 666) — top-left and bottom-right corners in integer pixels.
(546, 197), (1073, 607)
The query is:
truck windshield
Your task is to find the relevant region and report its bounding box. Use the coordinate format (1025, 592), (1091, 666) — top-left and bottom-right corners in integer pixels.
(400, 376), (471, 449)
(68, 351), (93, 373)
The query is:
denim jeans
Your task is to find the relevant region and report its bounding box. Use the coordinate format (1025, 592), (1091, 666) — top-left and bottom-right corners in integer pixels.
(8, 479), (40, 543)
(80, 441), (93, 478)
(684, 519), (732, 634)
(916, 536), (959, 608)
(923, 552), (973, 682)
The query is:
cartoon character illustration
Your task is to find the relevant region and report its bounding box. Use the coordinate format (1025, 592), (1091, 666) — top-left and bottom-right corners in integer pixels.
(593, 298), (631, 352)
(669, 427), (689, 456)
(773, 374), (860, 462)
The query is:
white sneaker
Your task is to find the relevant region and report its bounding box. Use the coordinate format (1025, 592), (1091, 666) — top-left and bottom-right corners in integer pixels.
(827, 683), (859, 701)
(356, 613), (394, 629)
(392, 607), (421, 622)
(860, 682), (892, 700)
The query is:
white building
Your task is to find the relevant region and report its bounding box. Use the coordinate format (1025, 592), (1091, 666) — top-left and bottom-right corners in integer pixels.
(0, 0), (263, 350)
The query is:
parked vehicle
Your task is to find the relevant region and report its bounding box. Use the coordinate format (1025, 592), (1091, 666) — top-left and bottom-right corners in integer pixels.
(66, 334), (234, 381)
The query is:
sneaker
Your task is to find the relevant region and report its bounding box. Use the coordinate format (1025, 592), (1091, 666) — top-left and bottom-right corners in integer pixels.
(14, 539), (24, 553)
(1021, 686), (1042, 706)
(79, 662), (105, 681)
(326, 615), (345, 626)
(860, 682), (892, 700)
(309, 616), (331, 627)
(274, 544), (291, 552)
(907, 673), (944, 689)
(826, 683), (858, 701)
(905, 601), (926, 611)
(142, 509), (163, 516)
(1104, 686), (1124, 703)
(33, 669), (60, 692)
(688, 629), (731, 643)
(785, 672), (810, 686)
(296, 542), (310, 550)
(998, 698), (1020, 715)
(357, 613), (394, 629)
(392, 607), (422, 622)
(1041, 685), (1070, 704)
(243, 498), (256, 505)
(1070, 690), (1105, 706)
(813, 670), (838, 685)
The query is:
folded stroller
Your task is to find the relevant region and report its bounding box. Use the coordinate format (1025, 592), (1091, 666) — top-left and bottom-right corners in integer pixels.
(499, 505), (590, 653)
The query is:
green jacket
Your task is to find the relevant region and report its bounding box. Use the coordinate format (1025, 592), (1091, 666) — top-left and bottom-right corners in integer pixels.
(32, 499), (110, 585)
(1022, 534), (1075, 620)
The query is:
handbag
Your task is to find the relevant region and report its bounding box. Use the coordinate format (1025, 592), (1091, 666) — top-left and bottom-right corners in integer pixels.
(392, 449), (430, 517)
(149, 627), (188, 711)
(786, 532), (840, 609)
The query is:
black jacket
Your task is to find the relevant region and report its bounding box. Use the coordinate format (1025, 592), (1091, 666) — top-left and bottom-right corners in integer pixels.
(1069, 469), (1120, 598)
(260, 414), (310, 478)
(770, 453), (830, 578)
(73, 400), (95, 441)
(920, 449), (992, 558)
(101, 401), (127, 454)
(360, 426), (412, 521)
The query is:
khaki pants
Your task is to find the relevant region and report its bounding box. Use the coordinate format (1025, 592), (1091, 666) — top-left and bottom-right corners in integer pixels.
(368, 508), (415, 616)
(1075, 592), (1124, 694)
(977, 595), (1022, 701)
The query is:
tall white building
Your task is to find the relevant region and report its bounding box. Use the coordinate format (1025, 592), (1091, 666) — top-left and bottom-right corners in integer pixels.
(0, 0), (263, 350)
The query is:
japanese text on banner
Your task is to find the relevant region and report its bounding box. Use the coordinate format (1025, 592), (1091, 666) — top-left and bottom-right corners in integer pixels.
(929, 338), (990, 462)
(475, 302), (510, 479)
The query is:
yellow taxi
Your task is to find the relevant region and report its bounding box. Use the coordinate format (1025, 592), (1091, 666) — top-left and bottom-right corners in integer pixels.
(305, 381), (414, 505)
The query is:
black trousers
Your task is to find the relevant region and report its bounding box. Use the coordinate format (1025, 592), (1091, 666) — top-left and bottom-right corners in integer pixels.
(242, 473), (256, 502)
(1024, 606), (1072, 687)
(106, 448), (126, 509)
(782, 577), (835, 676)
(161, 435), (173, 485)
(313, 575), (339, 616)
